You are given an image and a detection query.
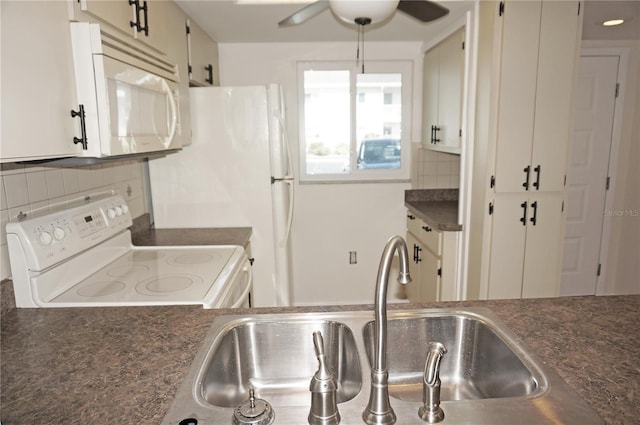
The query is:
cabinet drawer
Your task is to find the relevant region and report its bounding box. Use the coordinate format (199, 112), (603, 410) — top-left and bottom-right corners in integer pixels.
(417, 223), (442, 255)
(407, 211), (442, 255)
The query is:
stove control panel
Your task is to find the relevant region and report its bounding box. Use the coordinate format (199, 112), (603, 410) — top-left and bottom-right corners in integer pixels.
(6, 194), (133, 272)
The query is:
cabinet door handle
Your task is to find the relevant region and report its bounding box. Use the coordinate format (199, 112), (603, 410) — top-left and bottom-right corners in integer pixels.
(416, 245), (422, 263)
(205, 64), (214, 85)
(71, 105), (88, 150)
(533, 165), (541, 190)
(530, 201), (538, 225)
(523, 166), (531, 190)
(422, 225), (432, 232)
(433, 126), (441, 143)
(129, 0), (142, 32)
(140, 0), (149, 36)
(407, 213), (415, 220)
(520, 201), (528, 225)
(430, 125), (435, 144)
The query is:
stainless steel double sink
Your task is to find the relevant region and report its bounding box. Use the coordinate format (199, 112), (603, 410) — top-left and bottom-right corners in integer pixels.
(162, 308), (603, 424)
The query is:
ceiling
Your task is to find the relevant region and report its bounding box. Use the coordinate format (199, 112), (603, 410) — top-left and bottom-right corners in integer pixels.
(176, 0), (474, 43)
(177, 0), (640, 44)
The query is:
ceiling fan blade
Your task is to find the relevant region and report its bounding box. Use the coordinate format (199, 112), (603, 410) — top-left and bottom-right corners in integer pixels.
(397, 0), (449, 22)
(278, 0), (330, 27)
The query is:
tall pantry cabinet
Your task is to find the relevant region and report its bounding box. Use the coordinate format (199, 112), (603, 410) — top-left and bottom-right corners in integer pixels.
(479, 0), (583, 299)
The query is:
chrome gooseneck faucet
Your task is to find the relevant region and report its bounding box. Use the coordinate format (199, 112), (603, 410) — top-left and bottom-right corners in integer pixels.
(362, 236), (412, 425)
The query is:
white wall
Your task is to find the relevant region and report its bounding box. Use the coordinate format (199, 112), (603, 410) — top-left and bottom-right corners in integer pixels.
(217, 41), (422, 304)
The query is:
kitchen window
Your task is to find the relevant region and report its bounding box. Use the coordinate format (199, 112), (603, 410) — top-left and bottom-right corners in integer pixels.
(297, 61), (412, 182)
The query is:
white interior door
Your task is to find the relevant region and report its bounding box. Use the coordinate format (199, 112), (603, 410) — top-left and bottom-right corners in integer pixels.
(561, 56), (619, 296)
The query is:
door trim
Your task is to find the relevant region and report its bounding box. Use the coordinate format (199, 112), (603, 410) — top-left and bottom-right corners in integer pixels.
(578, 45), (630, 295)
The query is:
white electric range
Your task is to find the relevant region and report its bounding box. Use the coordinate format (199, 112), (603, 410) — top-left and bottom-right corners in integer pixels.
(6, 194), (252, 309)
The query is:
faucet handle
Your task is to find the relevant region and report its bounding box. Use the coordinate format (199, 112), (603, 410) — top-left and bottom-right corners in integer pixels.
(419, 342), (447, 423)
(309, 331), (340, 425)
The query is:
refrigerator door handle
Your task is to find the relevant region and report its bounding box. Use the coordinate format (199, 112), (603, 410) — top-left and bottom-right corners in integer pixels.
(274, 113), (295, 180)
(281, 179), (294, 247)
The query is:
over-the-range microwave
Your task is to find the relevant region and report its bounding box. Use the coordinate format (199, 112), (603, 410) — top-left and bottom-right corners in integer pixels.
(70, 22), (182, 158)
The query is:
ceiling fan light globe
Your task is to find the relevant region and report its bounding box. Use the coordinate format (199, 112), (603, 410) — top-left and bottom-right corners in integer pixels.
(329, 0), (400, 24)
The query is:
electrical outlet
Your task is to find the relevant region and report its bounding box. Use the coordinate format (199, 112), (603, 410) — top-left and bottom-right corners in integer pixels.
(349, 251), (357, 264)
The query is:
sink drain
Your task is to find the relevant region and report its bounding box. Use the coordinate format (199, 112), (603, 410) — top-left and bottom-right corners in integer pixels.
(232, 388), (275, 425)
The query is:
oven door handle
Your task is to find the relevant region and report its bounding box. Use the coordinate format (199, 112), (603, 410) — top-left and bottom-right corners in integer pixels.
(230, 263), (253, 309)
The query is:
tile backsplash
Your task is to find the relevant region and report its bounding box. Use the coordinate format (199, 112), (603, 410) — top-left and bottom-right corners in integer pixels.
(0, 160), (148, 280)
(411, 144), (460, 189)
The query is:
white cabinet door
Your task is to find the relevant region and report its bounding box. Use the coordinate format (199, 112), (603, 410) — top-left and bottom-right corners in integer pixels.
(420, 245), (440, 302)
(187, 19), (220, 87)
(76, 0), (167, 53)
(405, 232), (422, 302)
(522, 192), (564, 298)
(493, 0), (541, 193)
(78, 0), (134, 36)
(437, 28), (465, 150)
(530, 0), (582, 192)
(487, 193), (528, 299)
(487, 192), (565, 299)
(1, 1), (81, 162)
(422, 28), (465, 153)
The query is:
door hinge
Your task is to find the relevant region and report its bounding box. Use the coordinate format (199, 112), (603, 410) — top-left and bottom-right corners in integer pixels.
(615, 83), (620, 98)
(186, 23), (190, 35)
(462, 41), (465, 50)
(564, 174), (567, 186)
(597, 263), (601, 276)
(606, 176), (611, 190)
(437, 268), (442, 277)
(562, 200), (565, 212)
(459, 129), (462, 137)
(499, 1), (505, 16)
(489, 202), (494, 215)
(577, 1), (581, 16)
(490, 175), (496, 189)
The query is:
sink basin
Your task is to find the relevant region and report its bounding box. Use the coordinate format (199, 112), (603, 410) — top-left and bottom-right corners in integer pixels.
(200, 319), (362, 407)
(363, 315), (539, 401)
(163, 308), (604, 425)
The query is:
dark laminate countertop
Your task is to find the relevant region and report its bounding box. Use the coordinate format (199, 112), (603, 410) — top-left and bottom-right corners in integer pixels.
(130, 214), (252, 248)
(1, 292), (639, 424)
(405, 189), (462, 232)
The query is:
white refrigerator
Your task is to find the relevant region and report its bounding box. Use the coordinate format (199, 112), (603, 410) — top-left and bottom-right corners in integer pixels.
(148, 85), (294, 307)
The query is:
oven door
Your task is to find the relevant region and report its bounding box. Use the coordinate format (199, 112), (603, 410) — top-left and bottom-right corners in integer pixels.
(208, 257), (253, 309)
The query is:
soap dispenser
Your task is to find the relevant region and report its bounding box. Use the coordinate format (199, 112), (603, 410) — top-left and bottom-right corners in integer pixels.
(308, 331), (340, 425)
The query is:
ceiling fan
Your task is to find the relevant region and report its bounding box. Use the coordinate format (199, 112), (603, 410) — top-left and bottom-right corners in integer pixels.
(278, 0), (449, 27)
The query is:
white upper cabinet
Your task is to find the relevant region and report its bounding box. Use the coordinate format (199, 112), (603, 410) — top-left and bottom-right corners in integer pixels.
(70, 0), (168, 54)
(1, 1), (82, 162)
(187, 19), (220, 87)
(422, 28), (465, 154)
(493, 0), (582, 193)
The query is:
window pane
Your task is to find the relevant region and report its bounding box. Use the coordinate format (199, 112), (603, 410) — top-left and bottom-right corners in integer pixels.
(303, 70), (350, 175)
(356, 73), (402, 170)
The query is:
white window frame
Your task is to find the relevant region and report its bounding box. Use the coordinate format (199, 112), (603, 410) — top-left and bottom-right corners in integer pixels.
(297, 60), (412, 183)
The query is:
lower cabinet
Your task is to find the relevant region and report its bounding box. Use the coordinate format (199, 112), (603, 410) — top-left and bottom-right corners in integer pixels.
(486, 192), (565, 299)
(406, 212), (458, 302)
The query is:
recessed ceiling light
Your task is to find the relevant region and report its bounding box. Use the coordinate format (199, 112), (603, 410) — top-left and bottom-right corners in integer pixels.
(602, 19), (625, 27)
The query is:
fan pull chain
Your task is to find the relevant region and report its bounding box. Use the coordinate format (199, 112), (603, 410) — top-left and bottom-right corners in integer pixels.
(354, 17), (371, 74)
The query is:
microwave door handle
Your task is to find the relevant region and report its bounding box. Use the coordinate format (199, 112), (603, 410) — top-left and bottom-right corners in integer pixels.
(163, 79), (178, 147)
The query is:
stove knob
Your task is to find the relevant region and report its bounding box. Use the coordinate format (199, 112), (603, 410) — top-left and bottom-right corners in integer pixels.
(121, 204), (129, 214)
(115, 206), (123, 216)
(107, 208), (117, 219)
(53, 227), (66, 241)
(38, 231), (53, 246)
